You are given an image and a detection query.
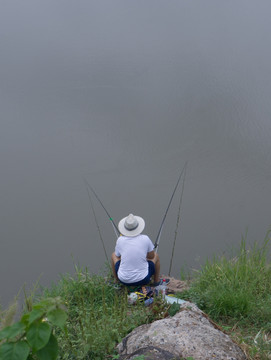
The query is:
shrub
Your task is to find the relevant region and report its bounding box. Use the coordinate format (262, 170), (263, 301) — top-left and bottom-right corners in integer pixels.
(0, 297), (67, 360)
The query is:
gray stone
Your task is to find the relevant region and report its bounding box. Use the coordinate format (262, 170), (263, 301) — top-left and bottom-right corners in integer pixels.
(118, 302), (247, 360)
(118, 345), (178, 359)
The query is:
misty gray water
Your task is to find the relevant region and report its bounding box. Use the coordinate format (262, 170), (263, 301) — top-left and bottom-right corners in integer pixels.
(1, 0), (271, 309)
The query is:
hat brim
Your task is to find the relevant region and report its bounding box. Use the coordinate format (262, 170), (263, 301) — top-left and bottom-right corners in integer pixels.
(118, 215), (145, 237)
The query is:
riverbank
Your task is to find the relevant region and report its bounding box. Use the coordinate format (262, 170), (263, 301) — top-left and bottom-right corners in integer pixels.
(1, 234), (270, 359)
(181, 233), (271, 359)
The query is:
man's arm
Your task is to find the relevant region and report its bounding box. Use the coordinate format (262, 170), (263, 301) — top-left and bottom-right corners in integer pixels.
(111, 252), (121, 282)
(147, 250), (155, 260)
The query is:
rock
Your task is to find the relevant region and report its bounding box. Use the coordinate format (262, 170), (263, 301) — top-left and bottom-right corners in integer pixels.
(161, 275), (190, 294)
(118, 301), (247, 360)
(118, 345), (177, 359)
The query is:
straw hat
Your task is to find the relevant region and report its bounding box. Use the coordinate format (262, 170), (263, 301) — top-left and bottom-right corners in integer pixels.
(118, 214), (145, 237)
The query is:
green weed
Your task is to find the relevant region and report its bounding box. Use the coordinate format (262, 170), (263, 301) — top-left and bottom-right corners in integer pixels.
(182, 230), (271, 359)
(39, 265), (167, 359)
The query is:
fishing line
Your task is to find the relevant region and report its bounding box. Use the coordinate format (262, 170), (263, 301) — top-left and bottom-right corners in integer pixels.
(154, 161), (188, 253)
(168, 163), (187, 276)
(84, 179), (109, 263)
(84, 178), (120, 238)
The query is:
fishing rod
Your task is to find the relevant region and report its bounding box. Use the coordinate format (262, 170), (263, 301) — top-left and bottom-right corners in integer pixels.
(84, 178), (120, 238)
(84, 179), (109, 263)
(168, 163), (187, 276)
(154, 161), (188, 252)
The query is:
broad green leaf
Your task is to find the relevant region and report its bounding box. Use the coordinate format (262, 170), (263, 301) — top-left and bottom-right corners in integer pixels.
(36, 298), (57, 309)
(26, 321), (51, 352)
(47, 308), (67, 329)
(0, 340), (30, 360)
(21, 313), (30, 326)
(27, 355), (35, 360)
(0, 321), (25, 341)
(29, 308), (46, 325)
(36, 333), (58, 360)
(32, 303), (46, 310)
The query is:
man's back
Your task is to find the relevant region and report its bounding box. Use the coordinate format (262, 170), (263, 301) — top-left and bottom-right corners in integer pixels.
(115, 234), (154, 283)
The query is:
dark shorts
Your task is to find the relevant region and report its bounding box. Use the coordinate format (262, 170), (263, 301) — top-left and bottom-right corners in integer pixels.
(115, 260), (155, 286)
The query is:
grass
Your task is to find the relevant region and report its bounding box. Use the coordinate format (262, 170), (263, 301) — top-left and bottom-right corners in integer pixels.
(34, 265), (169, 360)
(2, 231), (271, 359)
(180, 230), (271, 359)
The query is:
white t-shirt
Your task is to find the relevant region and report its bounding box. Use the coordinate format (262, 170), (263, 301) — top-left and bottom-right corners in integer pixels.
(115, 234), (154, 283)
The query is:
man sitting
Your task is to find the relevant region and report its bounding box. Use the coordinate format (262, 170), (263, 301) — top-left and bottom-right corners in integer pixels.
(111, 213), (160, 286)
